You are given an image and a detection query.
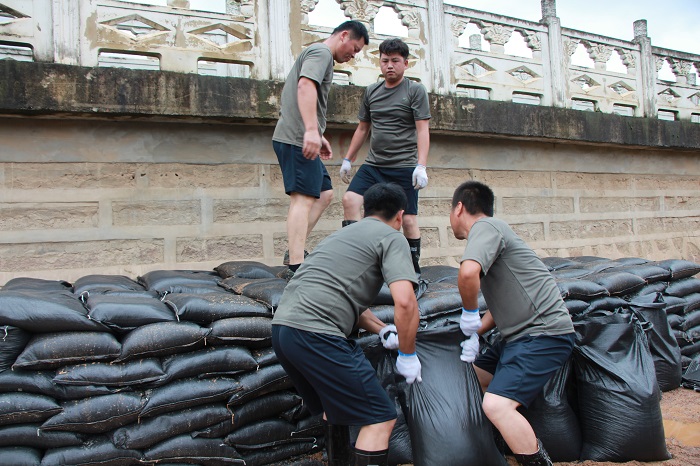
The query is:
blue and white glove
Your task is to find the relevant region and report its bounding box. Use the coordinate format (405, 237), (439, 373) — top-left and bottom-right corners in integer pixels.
(460, 333), (480, 363)
(412, 164), (428, 189)
(379, 324), (399, 350)
(340, 158), (352, 184)
(396, 351), (422, 384)
(460, 308), (482, 336)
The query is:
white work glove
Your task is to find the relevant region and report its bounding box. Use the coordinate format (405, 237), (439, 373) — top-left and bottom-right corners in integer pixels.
(379, 324), (399, 350)
(340, 158), (352, 184)
(460, 333), (480, 363)
(396, 352), (422, 384)
(412, 164), (428, 190)
(460, 308), (482, 336)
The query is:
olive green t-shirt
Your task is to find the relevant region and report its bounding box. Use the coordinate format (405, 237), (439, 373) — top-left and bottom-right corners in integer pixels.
(461, 217), (574, 341)
(272, 43), (334, 147)
(273, 218), (418, 338)
(359, 78), (431, 167)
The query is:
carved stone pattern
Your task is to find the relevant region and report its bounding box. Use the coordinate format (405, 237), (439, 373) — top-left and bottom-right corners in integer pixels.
(521, 30), (541, 51)
(338, 0), (384, 22)
(450, 18), (469, 38)
(668, 58), (692, 77)
(397, 9), (419, 30)
(564, 39), (580, 57)
(480, 23), (513, 46)
(655, 56), (666, 71)
(300, 0), (320, 15)
(586, 43), (613, 63)
(617, 49), (636, 68)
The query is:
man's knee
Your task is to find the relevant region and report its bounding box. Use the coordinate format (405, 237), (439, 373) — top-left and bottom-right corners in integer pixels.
(342, 191), (363, 213)
(402, 215), (419, 238)
(319, 189), (334, 208)
(481, 393), (517, 422)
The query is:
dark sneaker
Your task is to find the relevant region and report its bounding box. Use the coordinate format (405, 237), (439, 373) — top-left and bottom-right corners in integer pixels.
(282, 249), (308, 266)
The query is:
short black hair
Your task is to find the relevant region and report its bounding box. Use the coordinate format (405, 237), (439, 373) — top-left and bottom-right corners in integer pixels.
(364, 183), (407, 220)
(379, 38), (409, 59)
(332, 21), (370, 46)
(452, 181), (495, 217)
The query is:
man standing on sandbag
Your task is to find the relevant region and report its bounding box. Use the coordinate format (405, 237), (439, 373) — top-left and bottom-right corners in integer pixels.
(338, 37), (431, 275)
(272, 183), (422, 466)
(450, 180), (574, 466)
(273, 21), (369, 281)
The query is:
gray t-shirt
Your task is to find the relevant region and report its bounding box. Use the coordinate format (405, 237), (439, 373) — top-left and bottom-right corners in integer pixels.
(272, 43), (334, 147)
(273, 217), (418, 338)
(461, 217), (573, 341)
(359, 78), (431, 167)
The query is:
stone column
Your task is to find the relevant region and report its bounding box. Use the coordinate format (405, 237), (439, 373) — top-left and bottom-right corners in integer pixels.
(268, 0), (295, 80)
(540, 0), (566, 107)
(426, 0), (450, 94)
(634, 20), (657, 118)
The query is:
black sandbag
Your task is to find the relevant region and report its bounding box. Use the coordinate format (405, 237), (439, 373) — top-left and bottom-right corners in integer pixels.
(652, 259), (700, 280)
(569, 255), (608, 264)
(0, 446), (42, 466)
(41, 392), (145, 434)
(86, 294), (175, 332)
(550, 268), (591, 279)
(2, 277), (71, 292)
(585, 271), (647, 296)
(682, 309), (700, 331)
(369, 305), (395, 324)
(114, 321), (211, 362)
(215, 261), (278, 279)
(139, 377), (242, 419)
(682, 359), (700, 389)
(573, 311), (670, 461)
(371, 279), (428, 306)
(226, 364), (293, 408)
(0, 393), (62, 426)
(665, 277), (700, 297)
(611, 257), (649, 266)
(0, 325), (31, 371)
(239, 278), (287, 311)
(0, 291), (106, 333)
(687, 325), (700, 341)
(217, 276), (260, 294)
(73, 274), (145, 296)
(42, 438), (142, 466)
(160, 284), (224, 295)
(667, 313), (684, 329)
(207, 316), (273, 348)
(0, 369), (118, 401)
(577, 260), (617, 274)
(563, 299), (589, 316)
(252, 347), (277, 367)
(241, 441), (319, 466)
(111, 403), (231, 449)
(629, 281), (668, 297)
(554, 279), (608, 300)
(609, 263), (671, 283)
(164, 292), (271, 324)
(539, 256), (579, 271)
(418, 265), (459, 283)
(143, 434), (245, 465)
(13, 331), (121, 370)
(629, 294), (683, 391)
(416, 288), (463, 320)
(403, 324), (507, 466)
(582, 296), (628, 314)
(161, 346), (257, 383)
(53, 358), (165, 387)
(292, 414), (325, 438)
(0, 424), (83, 448)
(137, 269), (221, 291)
(674, 329), (692, 347)
(684, 292), (700, 314)
(225, 418), (309, 449)
(193, 391), (302, 439)
(522, 359), (581, 461)
(662, 295), (688, 315)
(680, 340), (700, 356)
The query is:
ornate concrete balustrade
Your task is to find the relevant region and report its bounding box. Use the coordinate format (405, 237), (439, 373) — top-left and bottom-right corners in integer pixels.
(1, 0), (698, 121)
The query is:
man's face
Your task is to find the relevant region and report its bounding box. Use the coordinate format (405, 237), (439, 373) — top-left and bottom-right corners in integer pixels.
(450, 203), (466, 240)
(335, 32), (365, 63)
(379, 52), (408, 84)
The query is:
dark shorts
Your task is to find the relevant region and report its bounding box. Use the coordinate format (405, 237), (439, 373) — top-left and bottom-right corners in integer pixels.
(273, 141), (332, 198)
(272, 325), (396, 426)
(474, 333), (575, 408)
(347, 165), (419, 215)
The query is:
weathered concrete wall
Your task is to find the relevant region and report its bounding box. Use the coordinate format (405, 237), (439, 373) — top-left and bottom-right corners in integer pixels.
(0, 63), (698, 284)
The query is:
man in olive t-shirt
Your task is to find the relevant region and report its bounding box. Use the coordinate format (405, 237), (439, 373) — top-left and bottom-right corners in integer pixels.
(449, 180), (574, 466)
(272, 21), (368, 280)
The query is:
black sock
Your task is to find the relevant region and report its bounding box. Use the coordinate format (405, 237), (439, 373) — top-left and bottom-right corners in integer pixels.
(289, 263), (300, 272)
(407, 237), (421, 274)
(342, 220), (357, 228)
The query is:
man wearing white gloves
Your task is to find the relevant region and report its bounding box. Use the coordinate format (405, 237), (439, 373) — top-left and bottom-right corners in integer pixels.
(339, 38), (431, 275)
(449, 180), (574, 466)
(272, 183), (421, 466)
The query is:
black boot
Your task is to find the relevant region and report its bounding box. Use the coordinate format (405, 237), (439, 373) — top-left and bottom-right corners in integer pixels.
(342, 220), (357, 228)
(513, 439), (553, 466)
(407, 237), (421, 274)
(324, 421), (353, 466)
(353, 447), (388, 466)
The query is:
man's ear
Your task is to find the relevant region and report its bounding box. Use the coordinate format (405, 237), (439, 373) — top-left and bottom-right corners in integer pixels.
(395, 209), (404, 228)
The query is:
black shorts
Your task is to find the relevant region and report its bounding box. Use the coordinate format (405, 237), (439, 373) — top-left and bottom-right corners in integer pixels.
(272, 325), (396, 426)
(474, 333), (574, 408)
(273, 141), (332, 198)
(347, 165), (419, 215)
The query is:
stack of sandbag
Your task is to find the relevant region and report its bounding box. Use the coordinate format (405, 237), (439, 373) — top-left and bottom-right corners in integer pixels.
(0, 265), (321, 466)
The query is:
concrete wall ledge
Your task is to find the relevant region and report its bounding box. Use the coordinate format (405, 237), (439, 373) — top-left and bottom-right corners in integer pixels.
(2, 60), (699, 152)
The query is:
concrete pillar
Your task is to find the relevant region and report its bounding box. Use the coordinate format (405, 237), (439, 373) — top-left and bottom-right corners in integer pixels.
(51, 0), (80, 64)
(426, 0), (450, 94)
(634, 20), (657, 118)
(540, 0), (566, 107)
(268, 0), (294, 80)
